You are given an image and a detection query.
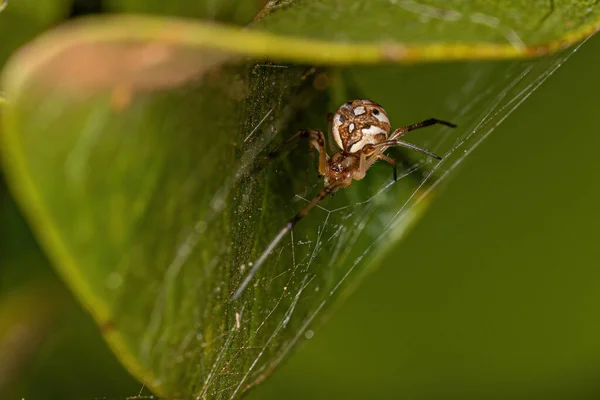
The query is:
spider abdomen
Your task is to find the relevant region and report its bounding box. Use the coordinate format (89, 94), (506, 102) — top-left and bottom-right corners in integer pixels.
(332, 99), (391, 153)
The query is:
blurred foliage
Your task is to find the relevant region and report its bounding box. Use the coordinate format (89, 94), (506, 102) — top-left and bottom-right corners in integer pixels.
(1, 1), (600, 400)
(0, 0), (70, 64)
(0, 177), (142, 399)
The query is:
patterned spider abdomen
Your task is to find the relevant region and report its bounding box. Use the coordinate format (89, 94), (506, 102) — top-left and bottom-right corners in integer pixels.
(332, 99), (391, 153)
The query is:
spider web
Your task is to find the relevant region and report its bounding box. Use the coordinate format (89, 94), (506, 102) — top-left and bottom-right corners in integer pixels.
(111, 32), (595, 400)
(204, 49), (577, 398)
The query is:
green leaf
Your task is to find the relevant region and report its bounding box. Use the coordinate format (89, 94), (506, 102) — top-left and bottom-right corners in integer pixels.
(255, 0), (600, 46)
(1, 4), (599, 399)
(252, 0), (600, 63)
(2, 17), (328, 399)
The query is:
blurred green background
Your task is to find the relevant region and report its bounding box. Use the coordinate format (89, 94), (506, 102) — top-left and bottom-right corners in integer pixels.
(2, 1), (600, 399)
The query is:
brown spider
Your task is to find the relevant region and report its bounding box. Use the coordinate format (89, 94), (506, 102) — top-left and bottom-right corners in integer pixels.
(232, 99), (456, 300)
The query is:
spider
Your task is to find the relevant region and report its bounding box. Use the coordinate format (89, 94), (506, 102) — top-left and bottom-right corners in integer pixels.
(232, 99), (456, 300)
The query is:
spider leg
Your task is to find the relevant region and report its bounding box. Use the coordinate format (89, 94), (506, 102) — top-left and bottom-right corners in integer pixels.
(374, 139), (442, 160)
(232, 184), (338, 300)
(391, 118), (456, 139)
(355, 147), (397, 181)
(377, 154), (397, 181)
(354, 152), (371, 180)
(268, 129), (329, 176)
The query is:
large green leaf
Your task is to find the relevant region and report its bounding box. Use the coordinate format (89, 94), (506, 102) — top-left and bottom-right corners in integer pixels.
(1, 2), (599, 399)
(2, 18), (332, 399)
(253, 0), (600, 60)
(255, 0), (600, 44)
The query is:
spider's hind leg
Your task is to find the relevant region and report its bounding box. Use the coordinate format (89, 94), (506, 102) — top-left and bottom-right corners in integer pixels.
(232, 183), (339, 300)
(377, 154), (397, 181)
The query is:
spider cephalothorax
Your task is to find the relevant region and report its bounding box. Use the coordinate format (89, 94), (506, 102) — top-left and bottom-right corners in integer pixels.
(324, 152), (358, 187)
(232, 99), (457, 300)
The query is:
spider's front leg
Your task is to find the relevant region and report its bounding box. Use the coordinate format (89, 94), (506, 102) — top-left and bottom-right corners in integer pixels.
(353, 145), (380, 181)
(377, 154), (398, 181)
(369, 139), (442, 160)
(304, 129), (329, 176)
(390, 118), (457, 140)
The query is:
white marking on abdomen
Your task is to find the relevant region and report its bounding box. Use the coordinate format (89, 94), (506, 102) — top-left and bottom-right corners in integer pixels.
(349, 125), (388, 152)
(353, 106), (366, 116)
(332, 113), (344, 149)
(362, 125), (387, 136)
(374, 112), (390, 125)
